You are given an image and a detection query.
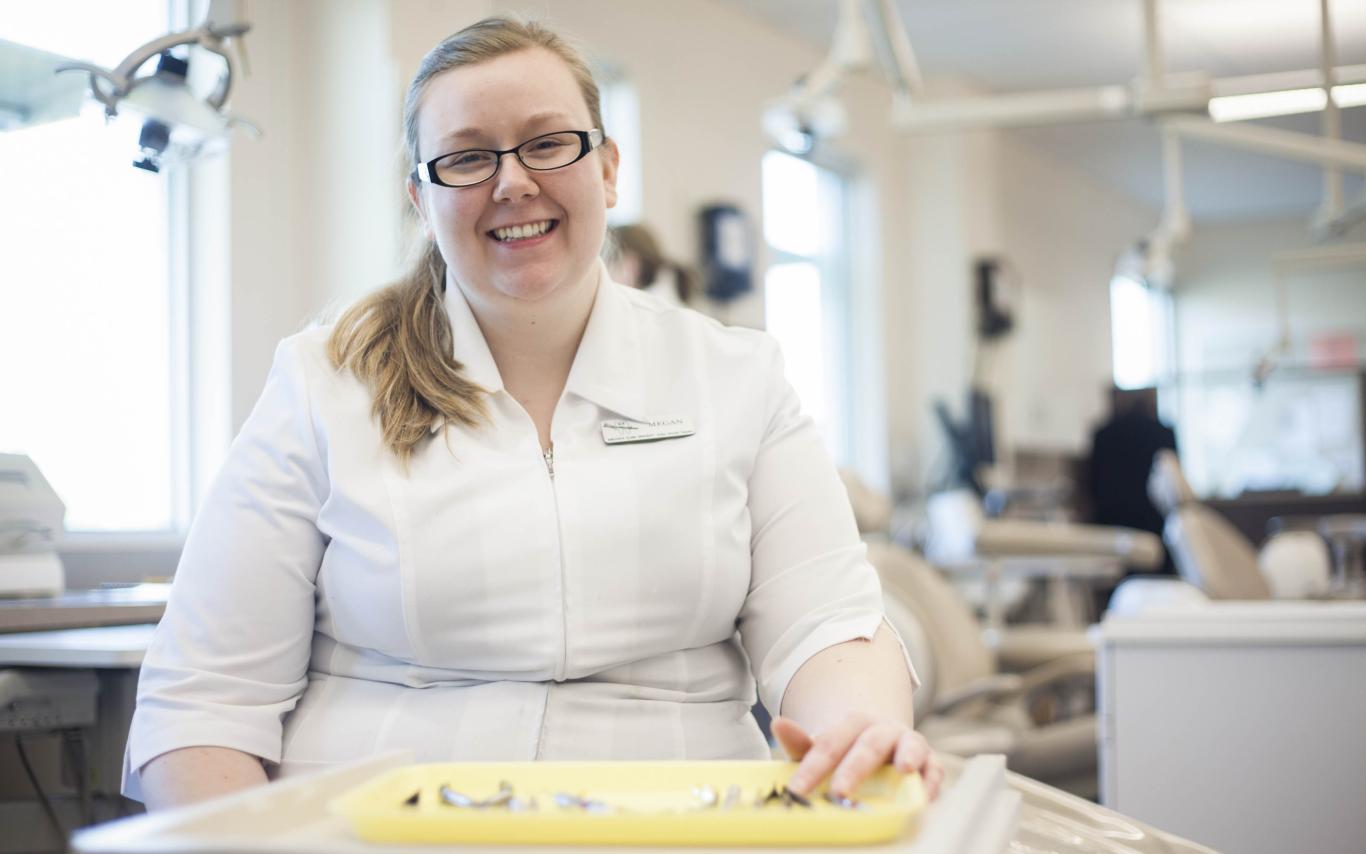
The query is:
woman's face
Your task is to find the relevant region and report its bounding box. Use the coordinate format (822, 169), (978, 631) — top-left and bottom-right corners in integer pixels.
(409, 48), (618, 309)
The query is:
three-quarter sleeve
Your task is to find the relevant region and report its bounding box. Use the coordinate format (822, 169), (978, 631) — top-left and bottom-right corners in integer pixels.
(736, 337), (919, 718)
(122, 336), (328, 801)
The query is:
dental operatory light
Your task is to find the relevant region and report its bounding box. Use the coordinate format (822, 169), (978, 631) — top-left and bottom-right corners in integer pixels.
(761, 0), (921, 154)
(1116, 238), (1175, 291)
(762, 90), (846, 155)
(53, 3), (256, 172)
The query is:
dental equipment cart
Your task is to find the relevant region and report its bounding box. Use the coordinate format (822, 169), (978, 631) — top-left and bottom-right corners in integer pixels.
(1097, 601), (1366, 854)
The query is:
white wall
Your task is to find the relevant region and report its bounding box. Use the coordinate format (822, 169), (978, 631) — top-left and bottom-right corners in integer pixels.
(886, 105), (1157, 495)
(997, 133), (1156, 454)
(224, 0), (314, 429)
(225, 0), (409, 430)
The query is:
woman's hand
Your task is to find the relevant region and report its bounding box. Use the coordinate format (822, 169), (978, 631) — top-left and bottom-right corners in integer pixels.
(772, 713), (943, 801)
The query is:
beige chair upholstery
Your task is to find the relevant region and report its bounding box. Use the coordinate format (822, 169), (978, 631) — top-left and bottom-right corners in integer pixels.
(869, 542), (1100, 798)
(1148, 450), (1272, 600)
(925, 489), (1163, 569)
(839, 469), (893, 537)
(975, 519), (1164, 568)
(1147, 448), (1198, 517)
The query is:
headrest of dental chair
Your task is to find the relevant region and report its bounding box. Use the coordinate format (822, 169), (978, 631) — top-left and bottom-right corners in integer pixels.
(839, 470), (893, 536)
(1164, 507), (1272, 600)
(1147, 450), (1196, 517)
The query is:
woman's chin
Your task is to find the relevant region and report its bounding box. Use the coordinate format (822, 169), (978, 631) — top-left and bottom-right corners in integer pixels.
(489, 273), (562, 302)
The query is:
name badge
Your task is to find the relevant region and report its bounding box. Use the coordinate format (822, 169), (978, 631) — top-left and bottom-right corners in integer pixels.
(601, 417), (695, 445)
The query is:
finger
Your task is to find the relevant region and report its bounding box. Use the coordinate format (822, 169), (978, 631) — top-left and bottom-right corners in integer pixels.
(892, 730), (931, 775)
(923, 755), (945, 801)
(828, 723), (904, 797)
(787, 713), (871, 796)
(770, 716), (814, 761)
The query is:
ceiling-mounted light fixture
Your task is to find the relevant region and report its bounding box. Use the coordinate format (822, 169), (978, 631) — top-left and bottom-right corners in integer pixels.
(53, 2), (257, 172)
(761, 0), (922, 155)
(1209, 83), (1366, 123)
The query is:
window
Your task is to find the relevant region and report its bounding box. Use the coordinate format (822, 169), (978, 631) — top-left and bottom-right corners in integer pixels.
(0, 1), (189, 533)
(1110, 273), (1174, 390)
(597, 69), (641, 226)
(760, 150), (852, 462)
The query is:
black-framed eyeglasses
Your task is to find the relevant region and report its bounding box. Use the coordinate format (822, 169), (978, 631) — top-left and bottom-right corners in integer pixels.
(413, 128), (604, 188)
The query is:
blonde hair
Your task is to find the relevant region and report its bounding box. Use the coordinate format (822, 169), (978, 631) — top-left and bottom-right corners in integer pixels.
(327, 17), (607, 465)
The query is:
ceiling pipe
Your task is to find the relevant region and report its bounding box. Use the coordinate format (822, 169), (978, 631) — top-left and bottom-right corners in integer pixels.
(1163, 114), (1366, 172)
(866, 0), (923, 97)
(1315, 0), (1345, 236)
(1142, 0), (1165, 86)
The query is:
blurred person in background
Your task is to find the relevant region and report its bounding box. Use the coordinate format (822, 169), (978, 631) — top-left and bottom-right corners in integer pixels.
(1087, 386), (1178, 611)
(607, 223), (695, 307)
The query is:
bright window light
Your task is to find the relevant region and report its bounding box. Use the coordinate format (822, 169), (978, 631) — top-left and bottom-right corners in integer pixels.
(0, 1), (179, 532)
(2, 0), (167, 68)
(600, 75), (641, 225)
(764, 263), (827, 427)
(762, 151), (826, 256)
(1110, 274), (1172, 391)
(761, 150), (852, 461)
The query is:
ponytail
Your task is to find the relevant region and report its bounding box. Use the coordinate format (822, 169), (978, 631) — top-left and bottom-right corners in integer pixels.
(327, 243), (489, 465)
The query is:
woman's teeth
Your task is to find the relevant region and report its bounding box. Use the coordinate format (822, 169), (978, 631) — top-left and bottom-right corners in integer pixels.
(493, 220), (554, 241)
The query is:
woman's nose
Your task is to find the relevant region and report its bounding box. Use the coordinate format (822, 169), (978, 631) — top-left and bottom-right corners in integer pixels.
(492, 153), (540, 203)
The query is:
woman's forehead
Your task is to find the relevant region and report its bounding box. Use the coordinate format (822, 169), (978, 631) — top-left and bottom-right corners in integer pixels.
(418, 48), (591, 148)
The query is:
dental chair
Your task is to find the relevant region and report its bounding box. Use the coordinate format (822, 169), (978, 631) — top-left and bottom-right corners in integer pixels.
(921, 488), (1164, 672)
(1147, 450), (1334, 600)
(872, 540), (1101, 799)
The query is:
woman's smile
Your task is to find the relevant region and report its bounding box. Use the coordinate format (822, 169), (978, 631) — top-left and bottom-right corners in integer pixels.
(487, 218), (560, 250)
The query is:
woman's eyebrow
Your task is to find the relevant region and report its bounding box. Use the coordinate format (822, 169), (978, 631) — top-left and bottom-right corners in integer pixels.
(435, 111), (578, 149)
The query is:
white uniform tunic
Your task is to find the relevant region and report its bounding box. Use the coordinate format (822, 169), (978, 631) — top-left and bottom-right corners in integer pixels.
(122, 262), (915, 800)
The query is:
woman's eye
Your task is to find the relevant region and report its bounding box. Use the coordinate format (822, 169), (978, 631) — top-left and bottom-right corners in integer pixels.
(530, 139), (567, 151)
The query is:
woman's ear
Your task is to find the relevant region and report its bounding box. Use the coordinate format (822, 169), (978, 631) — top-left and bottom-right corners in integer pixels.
(407, 178), (434, 241)
(600, 138), (620, 209)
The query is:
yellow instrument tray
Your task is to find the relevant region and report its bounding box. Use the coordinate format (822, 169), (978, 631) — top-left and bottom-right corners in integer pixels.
(329, 760), (926, 847)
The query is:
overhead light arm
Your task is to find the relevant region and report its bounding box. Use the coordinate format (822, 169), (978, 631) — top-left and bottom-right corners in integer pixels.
(765, 0), (927, 151)
(52, 2), (256, 172)
(55, 19), (249, 121)
(1162, 114), (1366, 173)
(1316, 0), (1344, 232)
(1142, 0), (1165, 86)
(866, 0), (923, 98)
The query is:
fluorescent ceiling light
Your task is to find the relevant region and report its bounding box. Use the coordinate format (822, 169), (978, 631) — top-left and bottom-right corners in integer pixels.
(1209, 84), (1366, 122)
(1336, 83), (1366, 109)
(1210, 87), (1326, 121)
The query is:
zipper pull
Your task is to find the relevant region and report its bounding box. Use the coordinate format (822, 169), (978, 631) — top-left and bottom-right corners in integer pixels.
(543, 446), (555, 480)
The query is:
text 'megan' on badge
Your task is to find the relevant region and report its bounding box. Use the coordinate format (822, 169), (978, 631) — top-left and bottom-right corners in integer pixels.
(601, 417), (696, 445)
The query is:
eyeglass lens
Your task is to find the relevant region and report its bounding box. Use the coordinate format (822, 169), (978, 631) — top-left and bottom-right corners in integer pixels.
(433, 132), (585, 186)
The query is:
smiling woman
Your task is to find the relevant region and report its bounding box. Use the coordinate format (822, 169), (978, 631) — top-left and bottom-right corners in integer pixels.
(126, 16), (938, 813)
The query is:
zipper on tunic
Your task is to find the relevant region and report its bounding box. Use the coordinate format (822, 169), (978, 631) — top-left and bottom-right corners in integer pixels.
(543, 442), (568, 683)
